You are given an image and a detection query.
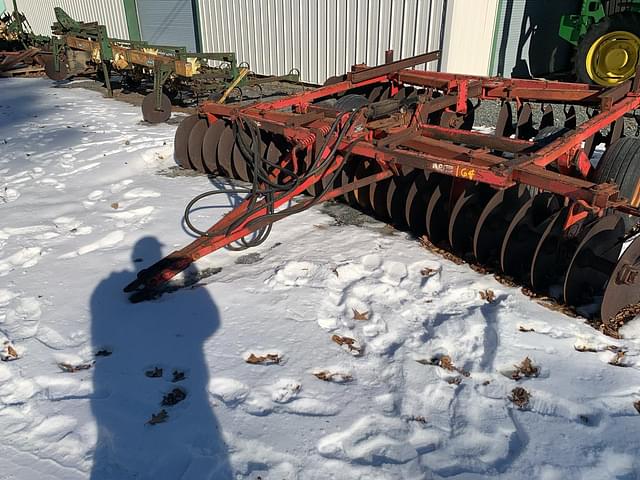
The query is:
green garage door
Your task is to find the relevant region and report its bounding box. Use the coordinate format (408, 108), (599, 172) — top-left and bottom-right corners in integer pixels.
(136, 0), (198, 52)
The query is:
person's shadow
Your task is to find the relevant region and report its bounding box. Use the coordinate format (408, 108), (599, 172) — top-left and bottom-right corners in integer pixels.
(90, 236), (231, 479)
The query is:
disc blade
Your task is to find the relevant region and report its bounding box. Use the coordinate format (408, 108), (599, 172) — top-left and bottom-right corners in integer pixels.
(425, 175), (453, 245)
(187, 118), (208, 173)
(404, 171), (437, 235)
(344, 158), (363, 208)
(564, 214), (625, 308)
(367, 85), (383, 102)
(386, 169), (418, 229)
(473, 185), (531, 264)
(232, 143), (251, 182)
(530, 207), (589, 298)
(202, 120), (226, 174)
(231, 126), (253, 182)
(448, 183), (494, 255)
(174, 114), (199, 169)
(500, 192), (561, 279)
(495, 102), (514, 138)
(601, 234), (640, 321)
(216, 124), (235, 178)
(354, 160), (379, 212)
(369, 175), (393, 221)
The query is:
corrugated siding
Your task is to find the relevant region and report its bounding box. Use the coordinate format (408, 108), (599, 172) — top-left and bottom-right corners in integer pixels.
(197, 0), (445, 84)
(490, 0), (526, 77)
(136, 0), (197, 51)
(14, 0), (129, 39)
(442, 0), (499, 76)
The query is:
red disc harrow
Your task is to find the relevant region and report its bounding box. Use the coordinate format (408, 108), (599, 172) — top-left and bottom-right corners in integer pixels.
(125, 51), (640, 325)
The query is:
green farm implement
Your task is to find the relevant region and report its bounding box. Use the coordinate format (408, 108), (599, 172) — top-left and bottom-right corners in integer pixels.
(45, 7), (300, 123)
(0, 0), (49, 76)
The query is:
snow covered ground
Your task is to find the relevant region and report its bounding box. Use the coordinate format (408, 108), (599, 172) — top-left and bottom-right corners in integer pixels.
(1, 78), (640, 480)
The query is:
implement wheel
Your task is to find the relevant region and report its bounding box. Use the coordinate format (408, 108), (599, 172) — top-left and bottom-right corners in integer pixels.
(142, 92), (172, 123)
(43, 54), (70, 81)
(593, 137), (640, 229)
(576, 13), (640, 86)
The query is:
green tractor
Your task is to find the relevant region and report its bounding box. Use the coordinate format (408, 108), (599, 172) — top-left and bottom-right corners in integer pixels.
(560, 0), (640, 86)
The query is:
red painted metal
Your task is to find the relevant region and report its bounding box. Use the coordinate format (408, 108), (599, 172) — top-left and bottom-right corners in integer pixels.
(126, 51), (640, 295)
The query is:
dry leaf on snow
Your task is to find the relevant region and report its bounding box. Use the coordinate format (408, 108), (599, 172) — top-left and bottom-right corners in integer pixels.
(313, 370), (353, 383)
(57, 362), (93, 373)
(510, 387), (531, 408)
(1, 342), (19, 361)
(511, 357), (539, 380)
(479, 289), (496, 303)
(331, 334), (363, 356)
(146, 409), (168, 425)
(352, 309), (369, 321)
(246, 353), (281, 365)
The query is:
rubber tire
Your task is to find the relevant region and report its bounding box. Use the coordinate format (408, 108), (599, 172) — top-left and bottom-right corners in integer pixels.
(593, 137), (640, 228)
(575, 13), (640, 86)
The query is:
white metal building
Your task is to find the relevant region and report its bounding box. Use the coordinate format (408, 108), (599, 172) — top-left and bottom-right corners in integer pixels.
(9, 0), (503, 84)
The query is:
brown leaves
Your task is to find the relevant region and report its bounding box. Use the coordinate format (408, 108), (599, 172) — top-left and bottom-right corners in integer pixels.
(419, 236), (464, 265)
(518, 326), (535, 333)
(1, 341), (19, 361)
(57, 362), (93, 373)
(331, 335), (363, 356)
(145, 367), (163, 378)
(352, 309), (369, 321)
(406, 415), (427, 424)
(439, 355), (456, 371)
(479, 289), (496, 303)
(161, 388), (187, 406)
(110, 202), (119, 209)
(599, 303), (640, 339)
(608, 350), (627, 367)
(417, 355), (470, 377)
(146, 409), (168, 425)
(511, 357), (539, 380)
(493, 274), (518, 287)
(246, 353), (281, 365)
(313, 371), (353, 383)
(510, 387), (531, 408)
(420, 267), (437, 278)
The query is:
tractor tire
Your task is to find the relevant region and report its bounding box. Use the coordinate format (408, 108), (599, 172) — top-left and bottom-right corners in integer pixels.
(575, 13), (640, 86)
(593, 137), (640, 228)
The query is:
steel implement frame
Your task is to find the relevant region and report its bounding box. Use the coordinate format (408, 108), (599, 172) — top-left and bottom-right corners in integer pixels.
(126, 52), (640, 293)
(199, 69), (639, 210)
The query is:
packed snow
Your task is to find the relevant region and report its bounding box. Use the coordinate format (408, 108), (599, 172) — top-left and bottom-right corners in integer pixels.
(1, 78), (640, 479)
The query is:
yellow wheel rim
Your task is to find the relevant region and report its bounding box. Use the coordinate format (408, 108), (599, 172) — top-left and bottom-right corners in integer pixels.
(586, 30), (640, 86)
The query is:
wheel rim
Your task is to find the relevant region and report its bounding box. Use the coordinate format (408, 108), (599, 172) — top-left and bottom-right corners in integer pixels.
(631, 177), (640, 208)
(586, 30), (640, 86)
